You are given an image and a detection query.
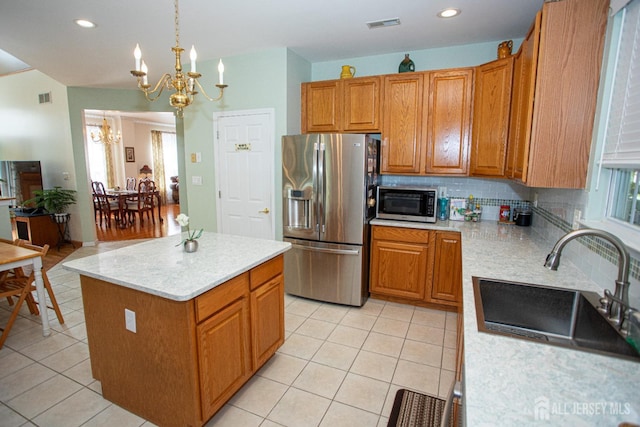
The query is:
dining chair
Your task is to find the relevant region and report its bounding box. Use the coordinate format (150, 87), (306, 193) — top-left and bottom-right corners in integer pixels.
(92, 181), (120, 227)
(126, 177), (137, 191)
(0, 242), (63, 348)
(15, 240), (65, 326)
(126, 179), (156, 225)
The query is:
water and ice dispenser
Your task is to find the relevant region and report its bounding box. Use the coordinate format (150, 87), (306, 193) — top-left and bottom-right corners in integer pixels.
(284, 188), (311, 229)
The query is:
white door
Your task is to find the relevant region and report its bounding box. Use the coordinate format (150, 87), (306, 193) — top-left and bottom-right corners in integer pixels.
(214, 109), (275, 240)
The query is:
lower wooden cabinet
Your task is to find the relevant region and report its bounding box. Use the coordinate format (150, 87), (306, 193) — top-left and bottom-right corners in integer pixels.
(81, 254), (285, 427)
(369, 226), (462, 309)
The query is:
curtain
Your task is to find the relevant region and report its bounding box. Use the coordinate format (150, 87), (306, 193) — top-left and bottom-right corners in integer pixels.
(151, 130), (167, 204)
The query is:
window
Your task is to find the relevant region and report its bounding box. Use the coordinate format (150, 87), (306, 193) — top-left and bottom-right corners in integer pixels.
(603, 1), (640, 231)
(86, 124), (108, 185)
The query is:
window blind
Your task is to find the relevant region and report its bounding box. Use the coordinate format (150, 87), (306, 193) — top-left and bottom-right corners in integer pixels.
(603, 0), (640, 168)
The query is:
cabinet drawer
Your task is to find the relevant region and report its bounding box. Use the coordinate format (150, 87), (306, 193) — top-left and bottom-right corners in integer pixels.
(196, 273), (249, 323)
(250, 255), (283, 291)
(372, 226), (431, 244)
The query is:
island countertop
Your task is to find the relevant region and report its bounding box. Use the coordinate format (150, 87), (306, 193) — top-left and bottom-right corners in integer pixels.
(63, 232), (291, 301)
(372, 219), (639, 425)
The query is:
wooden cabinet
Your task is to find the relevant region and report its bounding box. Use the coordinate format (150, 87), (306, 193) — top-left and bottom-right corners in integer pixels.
(301, 80), (341, 133)
(423, 69), (473, 175)
(369, 226), (461, 309)
(431, 231), (462, 306)
(370, 226), (434, 300)
(381, 69), (473, 176)
(506, 0), (608, 188)
(381, 73), (425, 174)
(81, 254), (285, 427)
(12, 213), (59, 247)
(197, 282), (251, 420)
(470, 57), (514, 177)
(249, 255), (285, 370)
(301, 77), (381, 133)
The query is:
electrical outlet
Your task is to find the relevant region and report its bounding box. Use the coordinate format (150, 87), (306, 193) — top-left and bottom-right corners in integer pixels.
(125, 308), (136, 333)
(572, 209), (582, 230)
(196, 152), (202, 162)
(533, 192), (538, 208)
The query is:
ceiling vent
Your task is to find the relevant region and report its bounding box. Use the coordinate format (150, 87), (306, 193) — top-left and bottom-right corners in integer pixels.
(38, 92), (52, 104)
(366, 18), (401, 29)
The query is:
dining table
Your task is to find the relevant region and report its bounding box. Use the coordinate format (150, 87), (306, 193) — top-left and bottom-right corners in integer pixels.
(106, 188), (163, 228)
(0, 241), (51, 337)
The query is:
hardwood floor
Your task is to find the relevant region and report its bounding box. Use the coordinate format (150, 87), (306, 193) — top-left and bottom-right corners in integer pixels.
(95, 202), (181, 242)
(42, 203), (181, 270)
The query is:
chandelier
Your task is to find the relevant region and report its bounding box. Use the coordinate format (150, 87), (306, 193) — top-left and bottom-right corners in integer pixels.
(130, 0), (227, 117)
(91, 116), (121, 145)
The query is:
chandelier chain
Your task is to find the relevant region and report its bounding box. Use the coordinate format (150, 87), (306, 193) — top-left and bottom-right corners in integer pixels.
(174, 0), (180, 48)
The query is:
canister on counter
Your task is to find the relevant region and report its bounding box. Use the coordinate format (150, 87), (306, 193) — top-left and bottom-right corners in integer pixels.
(499, 205), (511, 222)
(438, 196), (449, 221)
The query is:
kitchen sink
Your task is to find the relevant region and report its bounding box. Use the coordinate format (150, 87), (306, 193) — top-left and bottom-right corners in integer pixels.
(473, 277), (640, 362)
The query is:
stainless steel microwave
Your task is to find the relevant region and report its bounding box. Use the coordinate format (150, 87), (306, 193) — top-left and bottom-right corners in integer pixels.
(376, 186), (438, 223)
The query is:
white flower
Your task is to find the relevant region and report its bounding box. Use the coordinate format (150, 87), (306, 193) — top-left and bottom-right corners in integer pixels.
(176, 213), (189, 227)
(175, 212), (203, 246)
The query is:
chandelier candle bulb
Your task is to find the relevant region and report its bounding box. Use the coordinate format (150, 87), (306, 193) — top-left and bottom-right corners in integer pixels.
(134, 44), (142, 71)
(218, 59), (224, 85)
(141, 61), (148, 85)
(190, 45), (197, 73)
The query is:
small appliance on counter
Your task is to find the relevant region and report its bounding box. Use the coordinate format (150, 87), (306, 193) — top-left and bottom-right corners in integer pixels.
(514, 208), (533, 226)
(376, 186), (437, 223)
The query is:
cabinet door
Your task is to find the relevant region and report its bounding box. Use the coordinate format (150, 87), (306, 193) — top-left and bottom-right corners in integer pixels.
(301, 80), (342, 133)
(251, 274), (284, 370)
(381, 74), (425, 174)
(343, 77), (381, 132)
(470, 57), (514, 177)
(370, 226), (434, 301)
(423, 69), (473, 175)
(525, 0), (607, 188)
(506, 12), (540, 182)
(430, 231), (462, 305)
(198, 297), (251, 420)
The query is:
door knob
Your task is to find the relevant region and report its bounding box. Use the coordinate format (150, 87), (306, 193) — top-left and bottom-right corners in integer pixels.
(259, 208), (270, 214)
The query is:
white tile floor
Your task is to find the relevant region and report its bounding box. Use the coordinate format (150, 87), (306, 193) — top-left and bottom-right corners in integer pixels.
(0, 242), (458, 427)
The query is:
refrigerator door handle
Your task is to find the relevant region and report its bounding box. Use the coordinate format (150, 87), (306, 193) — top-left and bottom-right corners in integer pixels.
(317, 141), (326, 234)
(313, 141), (320, 233)
(291, 243), (360, 256)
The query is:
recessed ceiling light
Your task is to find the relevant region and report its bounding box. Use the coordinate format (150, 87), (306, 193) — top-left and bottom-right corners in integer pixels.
(437, 8), (461, 18)
(75, 19), (96, 28)
(366, 18), (401, 29)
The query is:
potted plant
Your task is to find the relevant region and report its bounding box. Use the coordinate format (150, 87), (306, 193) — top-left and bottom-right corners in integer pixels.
(26, 186), (77, 223)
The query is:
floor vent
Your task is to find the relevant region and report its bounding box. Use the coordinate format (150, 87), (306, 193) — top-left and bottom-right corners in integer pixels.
(38, 92), (52, 104)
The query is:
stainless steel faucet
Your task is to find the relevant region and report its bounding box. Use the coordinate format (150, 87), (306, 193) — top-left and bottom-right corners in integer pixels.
(544, 228), (631, 331)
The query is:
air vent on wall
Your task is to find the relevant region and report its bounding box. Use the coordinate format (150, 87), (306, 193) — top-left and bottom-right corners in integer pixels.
(38, 92), (52, 104)
(366, 18), (401, 29)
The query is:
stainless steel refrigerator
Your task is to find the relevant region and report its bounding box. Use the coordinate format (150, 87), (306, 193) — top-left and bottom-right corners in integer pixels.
(282, 133), (379, 306)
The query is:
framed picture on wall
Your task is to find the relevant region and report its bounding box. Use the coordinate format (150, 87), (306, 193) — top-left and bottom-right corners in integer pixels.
(125, 147), (135, 162)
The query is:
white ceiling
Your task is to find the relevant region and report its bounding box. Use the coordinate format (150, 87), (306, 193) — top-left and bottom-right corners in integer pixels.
(0, 0), (544, 90)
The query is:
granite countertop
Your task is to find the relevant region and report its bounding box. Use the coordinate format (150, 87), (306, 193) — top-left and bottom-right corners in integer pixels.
(372, 219), (639, 426)
(63, 232), (291, 301)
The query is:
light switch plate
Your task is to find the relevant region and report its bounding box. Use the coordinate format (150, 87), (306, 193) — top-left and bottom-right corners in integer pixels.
(125, 308), (136, 333)
(192, 176), (203, 185)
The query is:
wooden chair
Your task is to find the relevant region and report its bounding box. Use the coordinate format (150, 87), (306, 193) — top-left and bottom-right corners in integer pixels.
(126, 179), (156, 225)
(92, 181), (120, 227)
(0, 242), (64, 348)
(126, 177), (137, 191)
(15, 240), (65, 326)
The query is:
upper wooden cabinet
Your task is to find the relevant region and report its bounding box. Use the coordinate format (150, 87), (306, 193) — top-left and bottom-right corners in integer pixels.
(343, 77), (381, 132)
(381, 73), (425, 174)
(381, 69), (473, 176)
(506, 0), (608, 188)
(423, 69), (473, 176)
(470, 57), (514, 177)
(301, 77), (381, 133)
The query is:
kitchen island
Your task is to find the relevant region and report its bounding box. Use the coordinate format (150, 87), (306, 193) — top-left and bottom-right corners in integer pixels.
(63, 232), (291, 427)
(371, 219), (639, 426)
